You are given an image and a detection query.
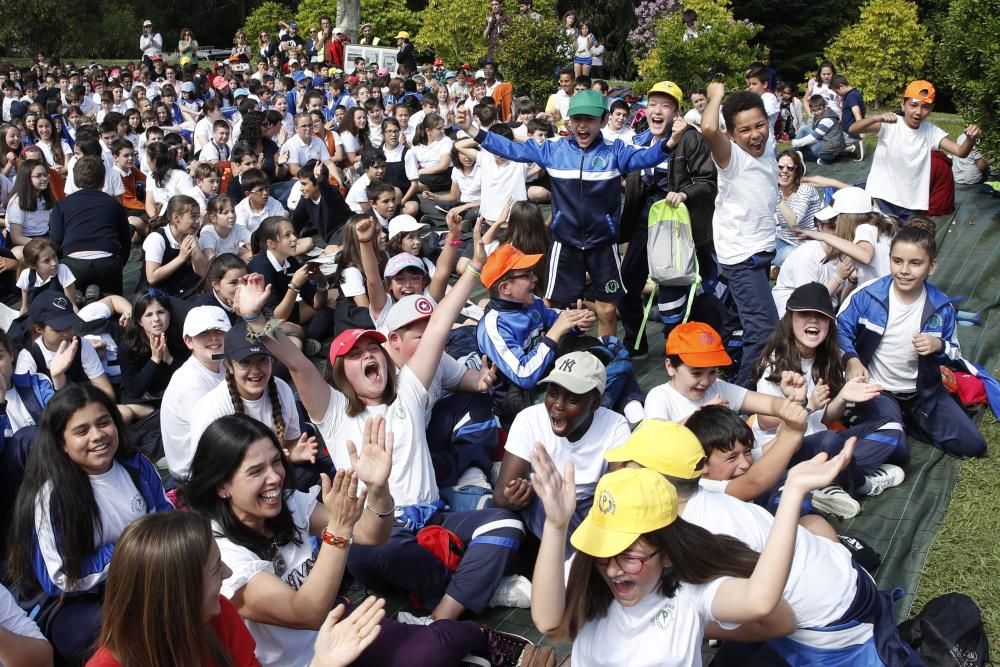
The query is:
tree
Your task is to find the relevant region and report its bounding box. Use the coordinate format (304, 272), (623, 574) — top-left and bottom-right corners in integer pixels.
(638, 0), (763, 96)
(825, 0), (932, 109)
(415, 0), (487, 66)
(0, 0), (138, 59)
(937, 0), (1000, 159)
(629, 0), (679, 62)
(496, 15), (570, 106)
(358, 0), (423, 46)
(337, 0), (361, 39)
(732, 0), (861, 85)
(570, 0), (639, 80)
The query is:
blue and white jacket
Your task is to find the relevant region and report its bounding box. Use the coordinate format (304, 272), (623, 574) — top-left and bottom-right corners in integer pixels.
(475, 128), (670, 249)
(31, 452), (172, 597)
(837, 276), (960, 405)
(477, 297), (561, 390)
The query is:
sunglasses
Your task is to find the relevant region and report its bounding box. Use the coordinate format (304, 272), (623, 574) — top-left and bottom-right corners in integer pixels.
(777, 164), (797, 172)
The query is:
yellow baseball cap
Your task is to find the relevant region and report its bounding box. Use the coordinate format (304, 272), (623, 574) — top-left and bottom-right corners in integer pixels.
(648, 80), (683, 108)
(571, 468), (678, 558)
(604, 419), (706, 480)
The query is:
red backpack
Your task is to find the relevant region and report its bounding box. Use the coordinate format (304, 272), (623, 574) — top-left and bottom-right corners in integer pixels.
(416, 526), (465, 572)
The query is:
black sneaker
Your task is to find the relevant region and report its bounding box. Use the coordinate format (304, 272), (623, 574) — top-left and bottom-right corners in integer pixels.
(84, 284), (101, 306)
(479, 627), (530, 666)
(838, 533), (882, 573)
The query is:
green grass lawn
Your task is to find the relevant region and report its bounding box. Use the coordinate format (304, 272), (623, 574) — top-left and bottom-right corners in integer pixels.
(910, 411), (1000, 644)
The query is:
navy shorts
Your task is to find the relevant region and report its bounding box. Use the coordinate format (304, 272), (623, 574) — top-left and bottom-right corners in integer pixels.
(544, 239), (625, 304)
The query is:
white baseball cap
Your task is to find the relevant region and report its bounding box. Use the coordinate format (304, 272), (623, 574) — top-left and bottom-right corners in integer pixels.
(384, 294), (437, 332)
(815, 186), (876, 221)
(540, 351), (607, 395)
(183, 305), (233, 338)
(388, 214), (430, 241)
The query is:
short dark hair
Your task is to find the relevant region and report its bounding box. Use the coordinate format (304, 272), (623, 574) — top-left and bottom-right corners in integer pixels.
(74, 155), (105, 189)
(830, 75), (850, 89)
(721, 90), (766, 129)
(489, 122), (514, 141)
(110, 138), (134, 155)
(474, 104), (498, 127)
(361, 148), (387, 171)
(745, 62), (768, 83)
(241, 167), (269, 192)
(685, 404), (755, 456)
(366, 179), (394, 202)
(574, 75), (592, 89)
(526, 118), (553, 136)
(609, 99), (629, 115)
(808, 94), (827, 108)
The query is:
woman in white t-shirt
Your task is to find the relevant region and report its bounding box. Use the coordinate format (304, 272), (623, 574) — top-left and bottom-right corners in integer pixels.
(409, 113), (453, 194)
(6, 384), (172, 664)
(529, 445), (852, 667)
(235, 238), (532, 623)
(338, 107), (369, 168)
(792, 186), (896, 287)
(33, 115), (70, 172)
(184, 413), (510, 666)
(6, 159), (55, 253)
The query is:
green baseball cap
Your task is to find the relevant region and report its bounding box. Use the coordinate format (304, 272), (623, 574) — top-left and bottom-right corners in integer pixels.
(567, 90), (607, 118)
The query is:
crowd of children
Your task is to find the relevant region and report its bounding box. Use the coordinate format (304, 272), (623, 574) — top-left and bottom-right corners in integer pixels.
(0, 7), (995, 667)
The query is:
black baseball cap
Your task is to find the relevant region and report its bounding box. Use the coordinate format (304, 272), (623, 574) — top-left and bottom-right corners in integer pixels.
(29, 292), (83, 331)
(215, 321), (272, 362)
(786, 282), (835, 320)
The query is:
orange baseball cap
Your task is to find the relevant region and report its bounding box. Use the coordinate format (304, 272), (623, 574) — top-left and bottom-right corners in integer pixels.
(481, 244), (543, 289)
(903, 80), (935, 104)
(665, 322), (732, 367)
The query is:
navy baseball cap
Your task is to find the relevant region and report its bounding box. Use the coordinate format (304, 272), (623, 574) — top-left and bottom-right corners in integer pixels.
(29, 292), (83, 331)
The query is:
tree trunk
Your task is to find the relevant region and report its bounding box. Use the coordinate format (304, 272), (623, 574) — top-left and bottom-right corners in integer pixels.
(338, 0), (361, 41)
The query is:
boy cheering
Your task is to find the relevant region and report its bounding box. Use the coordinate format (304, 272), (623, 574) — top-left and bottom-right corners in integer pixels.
(456, 91), (676, 339)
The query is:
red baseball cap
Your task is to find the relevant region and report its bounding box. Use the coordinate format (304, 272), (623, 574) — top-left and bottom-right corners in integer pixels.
(665, 322), (732, 368)
(328, 329), (386, 365)
(480, 244), (543, 289)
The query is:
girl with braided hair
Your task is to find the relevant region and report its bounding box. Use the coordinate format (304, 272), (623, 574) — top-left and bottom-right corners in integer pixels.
(189, 320), (327, 490)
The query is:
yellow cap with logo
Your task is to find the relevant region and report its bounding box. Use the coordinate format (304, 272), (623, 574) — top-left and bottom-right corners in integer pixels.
(603, 419), (706, 480)
(571, 467), (678, 557)
(648, 80), (684, 108)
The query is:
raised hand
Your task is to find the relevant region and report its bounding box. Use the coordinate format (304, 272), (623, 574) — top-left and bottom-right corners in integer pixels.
(838, 375), (882, 403)
(779, 370), (807, 403)
(234, 272), (272, 318)
(321, 469), (366, 536)
(284, 433), (319, 464)
(707, 81), (726, 102)
(355, 215), (376, 244)
(529, 443), (576, 529)
(345, 416), (393, 490)
(470, 215), (486, 266)
(808, 379), (831, 411)
(49, 337), (80, 380)
(785, 437), (856, 495)
(309, 596), (385, 667)
(777, 397), (809, 432)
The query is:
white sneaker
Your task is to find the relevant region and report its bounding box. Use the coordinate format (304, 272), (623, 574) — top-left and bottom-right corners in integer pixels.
(456, 466), (492, 490)
(488, 574), (532, 608)
(396, 611), (434, 625)
(811, 485), (861, 519)
(861, 464), (905, 496)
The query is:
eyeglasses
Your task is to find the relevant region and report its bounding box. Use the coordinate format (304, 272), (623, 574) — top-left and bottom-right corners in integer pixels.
(777, 164), (797, 172)
(595, 550), (660, 574)
(250, 187), (268, 195)
(505, 272), (535, 282)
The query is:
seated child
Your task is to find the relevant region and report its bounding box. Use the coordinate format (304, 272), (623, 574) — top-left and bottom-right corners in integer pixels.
(17, 238), (77, 315)
(838, 219), (987, 459)
(181, 161), (221, 211)
(643, 321), (803, 424)
(494, 350), (629, 544)
(140, 194), (207, 298)
(234, 168), (288, 233)
(199, 195), (252, 262)
(791, 95), (846, 164)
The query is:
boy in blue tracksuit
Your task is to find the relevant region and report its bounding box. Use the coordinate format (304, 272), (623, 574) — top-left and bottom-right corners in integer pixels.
(476, 244), (595, 427)
(837, 221), (986, 458)
(456, 90), (676, 339)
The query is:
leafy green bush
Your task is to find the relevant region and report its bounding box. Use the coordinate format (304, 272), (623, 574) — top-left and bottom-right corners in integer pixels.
(937, 0), (999, 159)
(415, 0), (486, 66)
(496, 16), (570, 107)
(825, 0), (932, 109)
(240, 1), (291, 52)
(638, 0), (762, 96)
(296, 0), (333, 33)
(0, 0), (139, 59)
(358, 0), (423, 45)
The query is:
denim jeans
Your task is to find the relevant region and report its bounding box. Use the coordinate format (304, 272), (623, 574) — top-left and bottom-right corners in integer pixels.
(719, 251), (778, 387)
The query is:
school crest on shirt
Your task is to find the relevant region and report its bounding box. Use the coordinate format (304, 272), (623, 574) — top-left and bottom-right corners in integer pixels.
(129, 494), (147, 514)
(589, 154), (609, 171)
(651, 599), (675, 629)
(395, 404), (408, 420)
(926, 314), (943, 331)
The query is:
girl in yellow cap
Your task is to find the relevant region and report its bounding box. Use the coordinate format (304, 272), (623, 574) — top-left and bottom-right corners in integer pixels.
(527, 439), (854, 666)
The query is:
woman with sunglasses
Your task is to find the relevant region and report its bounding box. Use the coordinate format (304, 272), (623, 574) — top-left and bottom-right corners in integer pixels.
(773, 149), (822, 267)
(258, 31), (277, 63)
(528, 438), (854, 666)
(178, 28), (200, 67)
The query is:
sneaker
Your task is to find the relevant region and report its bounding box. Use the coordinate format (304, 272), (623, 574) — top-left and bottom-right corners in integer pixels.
(480, 627), (531, 666)
(860, 464), (905, 496)
(84, 284), (101, 305)
(795, 150), (806, 175)
(817, 157), (831, 166)
(838, 533), (882, 573)
(488, 574), (531, 608)
(456, 466), (492, 491)
(396, 611), (434, 625)
(810, 485), (861, 519)
(303, 339), (323, 357)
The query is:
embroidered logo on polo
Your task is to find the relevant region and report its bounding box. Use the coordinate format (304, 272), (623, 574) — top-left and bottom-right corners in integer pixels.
(597, 489), (616, 515)
(651, 600), (675, 629)
(605, 279), (620, 293)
